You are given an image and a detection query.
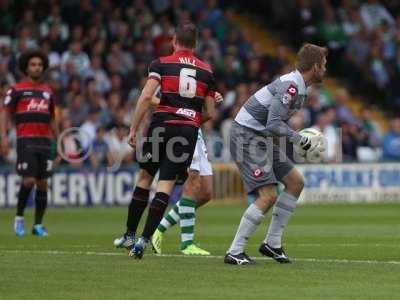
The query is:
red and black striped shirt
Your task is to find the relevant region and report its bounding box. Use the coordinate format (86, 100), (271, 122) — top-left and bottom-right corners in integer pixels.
(3, 80), (55, 139)
(148, 49), (216, 128)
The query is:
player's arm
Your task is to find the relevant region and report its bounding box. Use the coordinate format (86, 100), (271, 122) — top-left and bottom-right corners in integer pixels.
(201, 73), (218, 123)
(266, 99), (319, 152)
(265, 85), (312, 151)
(0, 108), (10, 154)
(49, 99), (60, 140)
(128, 78), (160, 148)
(0, 88), (16, 155)
(265, 98), (302, 144)
(201, 95), (216, 123)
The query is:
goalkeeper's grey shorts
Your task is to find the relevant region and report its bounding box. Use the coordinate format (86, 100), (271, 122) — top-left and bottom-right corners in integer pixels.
(229, 121), (294, 194)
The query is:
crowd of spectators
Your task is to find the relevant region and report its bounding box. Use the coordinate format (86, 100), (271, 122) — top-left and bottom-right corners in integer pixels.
(0, 0), (398, 168)
(252, 0), (400, 104)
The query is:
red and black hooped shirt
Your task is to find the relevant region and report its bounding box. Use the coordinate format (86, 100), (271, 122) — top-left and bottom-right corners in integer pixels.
(149, 49), (216, 128)
(3, 80), (55, 140)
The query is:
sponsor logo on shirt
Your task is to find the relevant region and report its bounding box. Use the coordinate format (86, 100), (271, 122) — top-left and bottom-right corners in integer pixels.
(176, 108), (197, 119)
(27, 99), (49, 111)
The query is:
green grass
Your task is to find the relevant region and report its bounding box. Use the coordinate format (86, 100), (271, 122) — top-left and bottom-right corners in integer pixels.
(0, 203), (399, 300)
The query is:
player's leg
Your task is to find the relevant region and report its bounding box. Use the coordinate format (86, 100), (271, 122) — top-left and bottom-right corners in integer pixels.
(225, 122), (277, 265)
(114, 168), (154, 249)
(153, 133), (203, 240)
(131, 125), (198, 259)
(152, 184), (183, 254)
(14, 176), (35, 237)
(157, 185), (182, 233)
(31, 178), (49, 236)
(130, 179), (175, 259)
(14, 143), (37, 237)
(178, 171), (204, 254)
(153, 134), (213, 254)
(225, 184), (277, 265)
(180, 173), (212, 255)
(195, 176), (213, 208)
(152, 173), (212, 255)
(260, 167), (304, 263)
(115, 123), (161, 249)
(179, 134), (213, 254)
(31, 150), (54, 237)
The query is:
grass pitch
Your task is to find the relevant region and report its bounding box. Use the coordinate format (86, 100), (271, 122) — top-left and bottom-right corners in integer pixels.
(0, 203), (399, 300)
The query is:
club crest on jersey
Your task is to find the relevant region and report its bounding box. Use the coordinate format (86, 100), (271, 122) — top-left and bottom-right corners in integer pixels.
(42, 91), (50, 100)
(176, 108), (196, 119)
(27, 99), (49, 111)
(253, 168), (264, 178)
(282, 84), (297, 105)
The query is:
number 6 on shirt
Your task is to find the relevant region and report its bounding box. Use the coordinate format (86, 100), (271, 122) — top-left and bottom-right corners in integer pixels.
(179, 68), (197, 98)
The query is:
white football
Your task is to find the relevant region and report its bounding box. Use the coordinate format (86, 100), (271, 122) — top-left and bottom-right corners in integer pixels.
(294, 127), (327, 163)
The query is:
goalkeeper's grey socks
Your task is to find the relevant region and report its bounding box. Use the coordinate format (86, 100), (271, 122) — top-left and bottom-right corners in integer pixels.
(228, 204), (264, 255)
(265, 192), (298, 248)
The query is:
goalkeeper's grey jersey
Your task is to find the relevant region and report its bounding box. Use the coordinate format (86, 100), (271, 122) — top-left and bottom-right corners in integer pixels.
(234, 69), (307, 145)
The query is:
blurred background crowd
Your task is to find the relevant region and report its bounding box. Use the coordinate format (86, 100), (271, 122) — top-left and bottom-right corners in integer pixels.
(0, 0), (399, 168)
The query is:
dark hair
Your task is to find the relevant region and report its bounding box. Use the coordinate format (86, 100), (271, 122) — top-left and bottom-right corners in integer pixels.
(18, 49), (49, 75)
(175, 22), (198, 49)
(296, 43), (328, 73)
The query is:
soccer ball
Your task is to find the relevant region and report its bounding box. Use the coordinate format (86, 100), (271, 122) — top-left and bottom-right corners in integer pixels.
(294, 127), (326, 163)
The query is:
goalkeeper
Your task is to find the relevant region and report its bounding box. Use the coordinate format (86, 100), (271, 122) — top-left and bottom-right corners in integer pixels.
(224, 44), (328, 265)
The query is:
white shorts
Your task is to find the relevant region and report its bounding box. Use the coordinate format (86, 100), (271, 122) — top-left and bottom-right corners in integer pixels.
(189, 130), (213, 176)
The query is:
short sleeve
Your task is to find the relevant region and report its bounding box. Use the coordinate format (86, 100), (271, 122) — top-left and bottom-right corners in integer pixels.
(3, 88), (17, 113)
(148, 59), (161, 83)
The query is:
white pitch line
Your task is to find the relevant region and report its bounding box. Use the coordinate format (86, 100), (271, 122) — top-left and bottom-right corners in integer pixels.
(157, 253), (400, 265)
(1, 243), (398, 250)
(294, 243), (400, 248)
(1, 249), (400, 266)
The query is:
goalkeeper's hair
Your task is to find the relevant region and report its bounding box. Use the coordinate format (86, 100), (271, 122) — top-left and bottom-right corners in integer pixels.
(296, 44), (328, 72)
(18, 49), (49, 75)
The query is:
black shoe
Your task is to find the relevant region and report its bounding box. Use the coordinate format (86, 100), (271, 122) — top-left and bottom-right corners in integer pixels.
(259, 243), (291, 263)
(224, 252), (255, 265)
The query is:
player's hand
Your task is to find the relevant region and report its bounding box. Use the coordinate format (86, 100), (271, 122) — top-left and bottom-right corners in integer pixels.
(128, 130), (137, 149)
(150, 96), (160, 106)
(215, 92), (224, 103)
(0, 136), (9, 155)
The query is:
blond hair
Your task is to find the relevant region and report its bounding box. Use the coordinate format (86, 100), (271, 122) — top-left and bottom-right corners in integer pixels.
(296, 43), (328, 72)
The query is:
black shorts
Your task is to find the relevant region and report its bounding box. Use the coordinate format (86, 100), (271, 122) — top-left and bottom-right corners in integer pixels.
(138, 124), (198, 182)
(16, 138), (53, 179)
